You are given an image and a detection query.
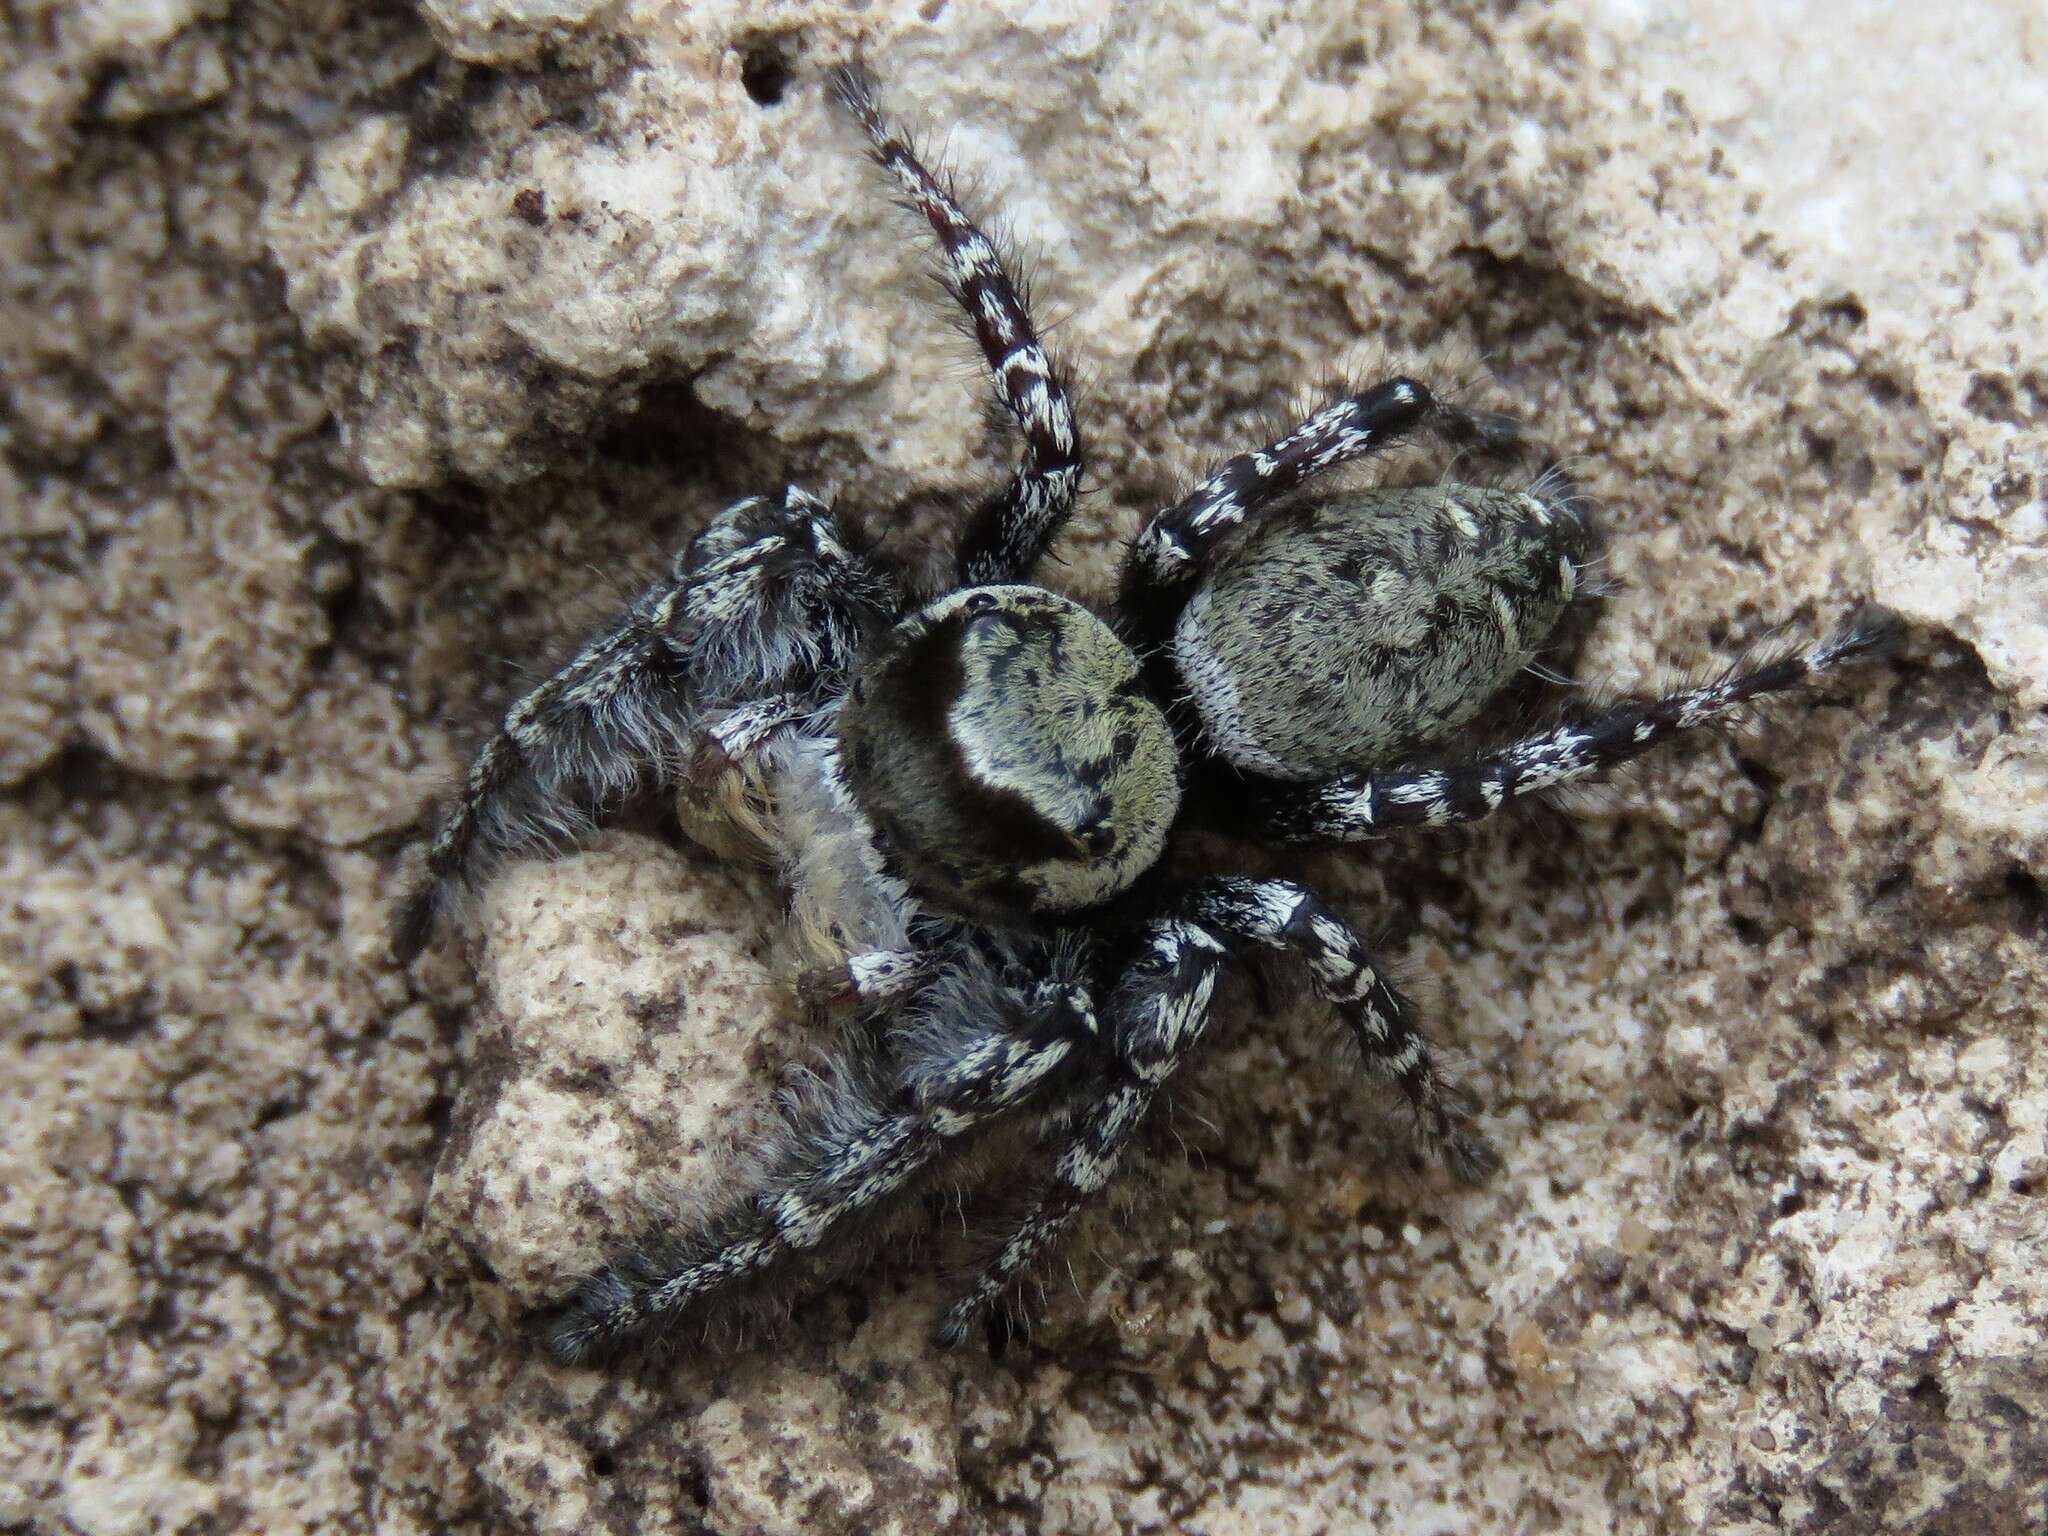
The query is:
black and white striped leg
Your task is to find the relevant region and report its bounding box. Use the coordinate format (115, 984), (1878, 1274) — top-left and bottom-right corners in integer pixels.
(541, 970), (1096, 1362)
(1240, 612), (1902, 844)
(831, 66), (1083, 586)
(1118, 378), (1481, 638)
(1184, 876), (1497, 1183)
(933, 917), (1227, 1347)
(394, 488), (897, 960)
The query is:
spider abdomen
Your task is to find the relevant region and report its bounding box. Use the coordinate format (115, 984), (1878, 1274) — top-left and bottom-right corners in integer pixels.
(1171, 484), (1592, 779)
(837, 586), (1181, 922)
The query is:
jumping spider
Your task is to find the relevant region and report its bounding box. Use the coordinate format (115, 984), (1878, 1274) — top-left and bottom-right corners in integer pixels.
(398, 68), (1894, 1359)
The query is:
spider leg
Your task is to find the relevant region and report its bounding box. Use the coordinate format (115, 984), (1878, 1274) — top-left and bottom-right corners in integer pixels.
(539, 965), (1096, 1362)
(933, 870), (1498, 1345)
(1232, 611), (1901, 843)
(1180, 876), (1496, 1182)
(831, 66), (1083, 586)
(933, 915), (1227, 1346)
(394, 487), (897, 959)
(686, 690), (810, 780)
(1117, 378), (1502, 639)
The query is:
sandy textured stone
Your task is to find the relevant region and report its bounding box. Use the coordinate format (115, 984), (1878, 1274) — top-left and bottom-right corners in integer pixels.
(422, 834), (800, 1319)
(4, 2), (2044, 1534)
(419, 0), (626, 66)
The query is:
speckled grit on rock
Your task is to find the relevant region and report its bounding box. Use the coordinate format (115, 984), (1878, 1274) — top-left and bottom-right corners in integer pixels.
(4, 2), (2044, 1533)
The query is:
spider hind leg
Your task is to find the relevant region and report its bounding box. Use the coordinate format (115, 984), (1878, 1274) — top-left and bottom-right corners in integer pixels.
(1235, 609), (1904, 843)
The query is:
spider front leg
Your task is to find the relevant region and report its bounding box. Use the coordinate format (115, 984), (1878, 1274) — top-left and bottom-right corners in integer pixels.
(831, 67), (1084, 585)
(393, 487), (896, 959)
(539, 962), (1096, 1362)
(1233, 611), (1902, 843)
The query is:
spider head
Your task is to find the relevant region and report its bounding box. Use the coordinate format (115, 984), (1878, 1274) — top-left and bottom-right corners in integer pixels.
(837, 586), (1180, 923)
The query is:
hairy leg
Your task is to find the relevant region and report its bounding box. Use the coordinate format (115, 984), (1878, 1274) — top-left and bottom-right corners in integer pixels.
(395, 488), (896, 959)
(831, 66), (1084, 585)
(933, 916), (1226, 1346)
(1182, 876), (1496, 1181)
(1236, 611), (1900, 843)
(1118, 378), (1512, 639)
(932, 869), (1501, 1345)
(539, 961), (1095, 1362)
(688, 691), (810, 775)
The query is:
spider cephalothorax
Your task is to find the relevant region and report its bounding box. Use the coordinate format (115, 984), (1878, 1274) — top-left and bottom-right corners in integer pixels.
(397, 67), (1894, 1358)
(837, 585), (1182, 922)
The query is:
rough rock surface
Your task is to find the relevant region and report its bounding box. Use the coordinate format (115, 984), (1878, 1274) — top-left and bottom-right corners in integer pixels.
(5, 2), (2044, 1533)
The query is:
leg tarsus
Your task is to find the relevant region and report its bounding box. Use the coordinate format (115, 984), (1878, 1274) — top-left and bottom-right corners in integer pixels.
(1437, 1103), (1503, 1185)
(391, 882), (442, 966)
(1434, 405), (1527, 456)
(1820, 603), (1906, 665)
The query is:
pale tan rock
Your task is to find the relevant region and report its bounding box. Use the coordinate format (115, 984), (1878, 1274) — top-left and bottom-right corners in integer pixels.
(419, 0), (626, 66)
(4, 1), (2045, 1534)
(422, 833), (798, 1320)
